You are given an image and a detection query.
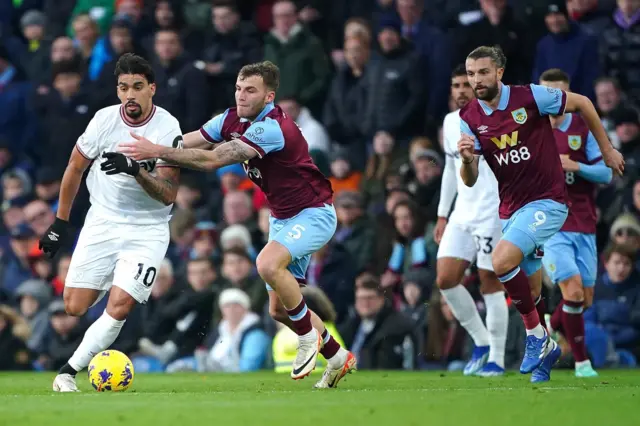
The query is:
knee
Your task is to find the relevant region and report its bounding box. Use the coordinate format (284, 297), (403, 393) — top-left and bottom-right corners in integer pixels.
(562, 279), (585, 303)
(256, 253), (282, 284)
(269, 304), (288, 324)
(105, 294), (136, 321)
(63, 297), (88, 317)
(492, 246), (521, 277)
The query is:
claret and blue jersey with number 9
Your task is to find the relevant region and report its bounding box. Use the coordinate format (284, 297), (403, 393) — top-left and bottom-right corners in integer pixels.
(460, 84), (569, 219)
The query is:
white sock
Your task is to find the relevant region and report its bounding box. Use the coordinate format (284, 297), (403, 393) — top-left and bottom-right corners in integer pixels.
(483, 291), (508, 368)
(526, 324), (546, 339)
(575, 360), (592, 369)
(441, 286), (489, 347)
(327, 346), (348, 369)
(68, 311), (126, 371)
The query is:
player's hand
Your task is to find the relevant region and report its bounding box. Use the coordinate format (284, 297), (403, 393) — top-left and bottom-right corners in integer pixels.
(559, 154), (580, 172)
(457, 135), (475, 163)
(118, 132), (159, 161)
(602, 148), (625, 176)
(100, 152), (140, 176)
(433, 217), (447, 244)
(39, 218), (70, 259)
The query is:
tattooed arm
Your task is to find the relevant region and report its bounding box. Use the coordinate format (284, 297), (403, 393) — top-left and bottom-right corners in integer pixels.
(135, 166), (180, 205)
(155, 140), (258, 171)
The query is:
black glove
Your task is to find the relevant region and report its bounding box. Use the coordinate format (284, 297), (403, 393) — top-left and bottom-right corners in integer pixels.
(100, 152), (140, 176)
(39, 218), (70, 259)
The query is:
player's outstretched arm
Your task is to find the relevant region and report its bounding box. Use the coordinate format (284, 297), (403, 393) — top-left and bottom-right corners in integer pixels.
(564, 92), (625, 175)
(58, 147), (92, 221)
(135, 166), (180, 206)
(183, 130), (220, 150)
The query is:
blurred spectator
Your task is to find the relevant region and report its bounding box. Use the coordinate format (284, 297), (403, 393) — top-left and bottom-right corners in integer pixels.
(222, 191), (261, 247)
(168, 288), (269, 373)
(264, 0), (331, 116)
(199, 0), (262, 112)
(19, 10), (51, 83)
(272, 286), (346, 372)
(423, 289), (467, 370)
(68, 0), (115, 37)
(33, 59), (95, 172)
(361, 19), (426, 144)
(279, 96), (330, 153)
(42, 0), (75, 40)
(38, 299), (88, 371)
(220, 224), (258, 260)
(323, 33), (368, 153)
(174, 173), (210, 220)
(2, 168), (32, 201)
(15, 279), (52, 354)
(0, 304), (31, 370)
(1, 224), (36, 294)
(407, 148), (443, 222)
(145, 1), (197, 54)
(611, 107), (640, 183)
(50, 253), (71, 296)
(23, 199), (55, 238)
(393, 0), (451, 117)
(454, 0), (533, 85)
(137, 258), (217, 364)
(221, 247), (266, 314)
(151, 28), (210, 132)
(586, 243), (640, 362)
(569, 0), (617, 36)
(361, 133), (410, 209)
(532, 3), (599, 101)
(1, 196), (28, 236)
(382, 200), (429, 299)
(595, 77), (624, 147)
(340, 276), (418, 370)
(329, 149), (362, 196)
(0, 45), (37, 160)
(34, 168), (61, 212)
(333, 191), (376, 274)
(601, 0), (640, 104)
(27, 244), (53, 283)
(609, 214), (640, 264)
(0, 138), (32, 178)
(70, 14), (100, 62)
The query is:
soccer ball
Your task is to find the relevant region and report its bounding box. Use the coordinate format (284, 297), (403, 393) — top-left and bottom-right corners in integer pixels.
(88, 350), (135, 392)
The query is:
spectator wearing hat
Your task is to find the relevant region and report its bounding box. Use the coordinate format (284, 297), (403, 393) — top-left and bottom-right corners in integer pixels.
(264, 0), (331, 117)
(34, 167), (61, 212)
(0, 304), (31, 371)
(1, 195), (29, 236)
(0, 45), (37, 162)
(36, 299), (88, 371)
(601, 0), (640, 105)
(609, 213), (640, 270)
(532, 3), (599, 102)
(19, 10), (51, 82)
(1, 224), (36, 294)
(15, 279), (52, 354)
(1, 168), (32, 201)
(189, 220), (220, 264)
(220, 224), (258, 261)
(329, 149), (362, 197)
(361, 17), (426, 146)
(279, 96), (330, 153)
(166, 288), (269, 373)
(333, 191), (376, 274)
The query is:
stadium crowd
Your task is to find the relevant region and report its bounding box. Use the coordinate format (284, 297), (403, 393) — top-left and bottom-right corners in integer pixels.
(1, 0), (640, 374)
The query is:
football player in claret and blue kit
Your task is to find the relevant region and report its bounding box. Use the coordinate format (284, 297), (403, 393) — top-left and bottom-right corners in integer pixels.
(539, 68), (612, 378)
(118, 61), (356, 388)
(457, 46), (624, 382)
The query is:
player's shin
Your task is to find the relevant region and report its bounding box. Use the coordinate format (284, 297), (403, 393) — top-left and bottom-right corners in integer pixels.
(534, 295), (548, 330)
(496, 267), (543, 336)
(67, 311), (126, 373)
(440, 285), (489, 347)
(561, 300), (588, 362)
(483, 291), (508, 368)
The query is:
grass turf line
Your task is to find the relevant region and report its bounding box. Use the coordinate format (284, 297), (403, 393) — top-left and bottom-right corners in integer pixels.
(0, 370), (638, 426)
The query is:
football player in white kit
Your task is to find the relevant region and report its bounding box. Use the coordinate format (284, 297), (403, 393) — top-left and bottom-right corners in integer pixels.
(433, 65), (509, 376)
(39, 54), (183, 391)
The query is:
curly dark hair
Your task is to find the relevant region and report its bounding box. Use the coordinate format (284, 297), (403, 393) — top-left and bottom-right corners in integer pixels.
(114, 53), (155, 84)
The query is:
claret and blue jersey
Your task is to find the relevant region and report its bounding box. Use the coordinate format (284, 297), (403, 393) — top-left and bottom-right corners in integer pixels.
(459, 83), (570, 276)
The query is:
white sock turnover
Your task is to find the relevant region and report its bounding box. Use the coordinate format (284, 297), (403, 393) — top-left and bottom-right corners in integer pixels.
(68, 311), (126, 371)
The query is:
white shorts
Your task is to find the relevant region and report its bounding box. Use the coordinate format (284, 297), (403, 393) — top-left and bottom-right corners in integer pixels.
(65, 210), (170, 304)
(436, 222), (502, 271)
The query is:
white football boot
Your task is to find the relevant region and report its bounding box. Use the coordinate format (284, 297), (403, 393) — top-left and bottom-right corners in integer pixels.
(291, 328), (322, 380)
(53, 373), (80, 392)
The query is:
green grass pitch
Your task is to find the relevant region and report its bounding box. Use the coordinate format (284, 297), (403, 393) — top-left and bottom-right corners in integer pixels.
(1, 370), (639, 426)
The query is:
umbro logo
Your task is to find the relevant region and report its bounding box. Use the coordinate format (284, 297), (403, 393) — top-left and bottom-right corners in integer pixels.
(231, 132), (241, 139)
(478, 125), (489, 133)
(48, 232), (59, 241)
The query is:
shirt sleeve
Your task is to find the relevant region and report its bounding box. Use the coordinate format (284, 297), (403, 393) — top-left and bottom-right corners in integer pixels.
(240, 117), (285, 158)
(585, 131), (603, 163)
(200, 109), (229, 143)
(156, 121), (184, 168)
(530, 83), (567, 116)
(460, 118), (482, 154)
(75, 115), (101, 160)
(437, 125), (458, 218)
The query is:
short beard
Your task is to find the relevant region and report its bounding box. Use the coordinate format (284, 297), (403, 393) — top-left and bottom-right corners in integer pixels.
(125, 104), (142, 119)
(475, 84), (499, 101)
(456, 96), (470, 109)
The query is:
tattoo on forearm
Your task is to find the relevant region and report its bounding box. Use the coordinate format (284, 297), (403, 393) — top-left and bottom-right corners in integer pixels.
(136, 169), (178, 205)
(160, 139), (257, 171)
